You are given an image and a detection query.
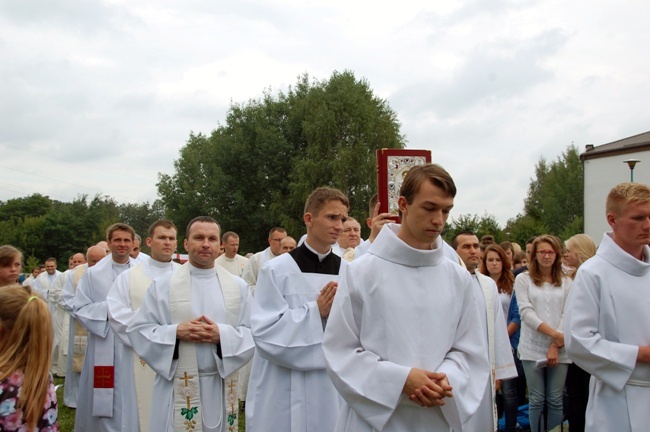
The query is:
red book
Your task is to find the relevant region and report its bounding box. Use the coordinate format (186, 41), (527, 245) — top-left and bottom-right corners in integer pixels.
(376, 149), (432, 222)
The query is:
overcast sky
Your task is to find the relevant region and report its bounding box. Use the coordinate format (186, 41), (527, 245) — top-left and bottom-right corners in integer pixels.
(1, 0), (648, 229)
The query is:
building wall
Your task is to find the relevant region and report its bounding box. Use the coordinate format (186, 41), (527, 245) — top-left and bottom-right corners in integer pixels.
(583, 149), (650, 242)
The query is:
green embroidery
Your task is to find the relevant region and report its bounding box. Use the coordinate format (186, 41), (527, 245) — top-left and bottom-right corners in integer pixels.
(181, 407), (198, 431)
(228, 413), (237, 425)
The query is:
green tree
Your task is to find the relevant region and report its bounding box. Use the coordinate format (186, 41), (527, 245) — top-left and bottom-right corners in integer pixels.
(519, 144), (583, 240)
(157, 70), (405, 252)
(444, 213), (503, 243)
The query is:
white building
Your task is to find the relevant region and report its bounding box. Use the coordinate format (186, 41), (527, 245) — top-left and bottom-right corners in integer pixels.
(582, 131), (650, 242)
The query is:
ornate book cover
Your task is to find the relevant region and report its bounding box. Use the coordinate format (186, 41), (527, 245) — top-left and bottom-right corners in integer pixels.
(376, 149), (432, 221)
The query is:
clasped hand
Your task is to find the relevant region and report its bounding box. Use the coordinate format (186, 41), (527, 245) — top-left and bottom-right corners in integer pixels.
(403, 368), (453, 407)
(176, 315), (220, 344)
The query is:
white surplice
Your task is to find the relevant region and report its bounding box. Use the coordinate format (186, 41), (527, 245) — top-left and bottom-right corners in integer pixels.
(50, 269), (71, 376)
(246, 243), (344, 432)
(126, 263), (254, 432)
(322, 224), (490, 432)
(564, 232), (650, 432)
(73, 256), (136, 432)
(462, 273), (517, 432)
(239, 246), (279, 402)
(62, 265), (87, 408)
(241, 247), (277, 293)
(106, 259), (179, 431)
(216, 254), (249, 277)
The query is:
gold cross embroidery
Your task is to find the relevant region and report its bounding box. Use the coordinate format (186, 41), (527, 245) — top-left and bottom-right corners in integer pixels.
(179, 371), (194, 409)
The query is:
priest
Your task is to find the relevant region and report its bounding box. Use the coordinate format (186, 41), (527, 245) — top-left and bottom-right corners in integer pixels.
(107, 219), (180, 431)
(73, 223), (136, 432)
(323, 164), (489, 431)
(127, 216), (254, 432)
(246, 187), (349, 432)
(565, 182), (650, 432)
(62, 245), (106, 409)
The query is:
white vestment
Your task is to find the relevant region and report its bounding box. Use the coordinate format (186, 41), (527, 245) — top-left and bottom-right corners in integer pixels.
(323, 224), (490, 432)
(62, 264), (88, 408)
(107, 259), (179, 431)
(564, 232), (650, 432)
(239, 246), (279, 402)
(246, 242), (345, 432)
(462, 273), (517, 432)
(216, 254), (249, 277)
(49, 270), (71, 376)
(33, 270), (62, 308)
(127, 263), (254, 432)
(133, 252), (151, 264)
(241, 247), (278, 293)
(73, 256), (137, 432)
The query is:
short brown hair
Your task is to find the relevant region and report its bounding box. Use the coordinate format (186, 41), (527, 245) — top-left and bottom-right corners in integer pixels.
(148, 219), (177, 238)
(606, 182), (650, 216)
(400, 164), (456, 206)
(106, 223), (136, 242)
(304, 187), (349, 216)
(186, 216), (220, 239)
(221, 231), (239, 244)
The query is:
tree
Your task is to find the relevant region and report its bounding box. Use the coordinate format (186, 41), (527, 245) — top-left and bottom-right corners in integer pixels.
(519, 144), (583, 240)
(157, 70), (405, 252)
(444, 213), (503, 243)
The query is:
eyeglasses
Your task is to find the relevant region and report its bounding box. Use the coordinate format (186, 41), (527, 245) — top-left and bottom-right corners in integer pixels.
(536, 250), (556, 257)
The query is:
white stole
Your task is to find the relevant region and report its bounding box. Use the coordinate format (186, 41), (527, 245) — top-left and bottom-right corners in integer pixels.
(72, 265), (88, 373)
(129, 263), (156, 432)
(476, 273), (498, 432)
(169, 264), (241, 432)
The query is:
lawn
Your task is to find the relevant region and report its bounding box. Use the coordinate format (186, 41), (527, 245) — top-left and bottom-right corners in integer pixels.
(53, 376), (246, 431)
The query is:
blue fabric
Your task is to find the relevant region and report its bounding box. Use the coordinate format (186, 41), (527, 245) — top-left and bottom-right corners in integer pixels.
(507, 292), (521, 350)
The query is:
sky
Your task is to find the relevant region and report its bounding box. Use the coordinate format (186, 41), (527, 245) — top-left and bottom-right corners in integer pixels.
(1, 0), (648, 228)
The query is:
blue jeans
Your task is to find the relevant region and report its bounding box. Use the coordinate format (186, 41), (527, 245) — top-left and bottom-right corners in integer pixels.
(521, 360), (568, 432)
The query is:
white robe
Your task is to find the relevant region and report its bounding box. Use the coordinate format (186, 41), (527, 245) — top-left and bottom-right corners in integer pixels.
(73, 256), (136, 432)
(322, 225), (490, 432)
(51, 270), (71, 377)
(216, 254), (249, 277)
(564, 232), (650, 432)
(246, 244), (344, 432)
(241, 247), (277, 292)
(106, 259), (179, 431)
(62, 265), (87, 408)
(462, 273), (517, 432)
(239, 246), (279, 402)
(126, 264), (254, 432)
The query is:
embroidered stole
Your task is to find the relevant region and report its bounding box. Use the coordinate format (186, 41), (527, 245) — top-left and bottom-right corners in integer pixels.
(170, 264), (241, 432)
(72, 266), (88, 373)
(477, 274), (498, 432)
(128, 263), (156, 432)
(342, 247), (355, 262)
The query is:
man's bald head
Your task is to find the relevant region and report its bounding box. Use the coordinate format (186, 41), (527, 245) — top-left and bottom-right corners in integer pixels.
(87, 245), (107, 267)
(71, 253), (86, 269)
(96, 241), (110, 254)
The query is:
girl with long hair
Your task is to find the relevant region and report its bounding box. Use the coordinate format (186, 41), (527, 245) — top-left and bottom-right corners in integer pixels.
(0, 245), (22, 287)
(0, 284), (58, 431)
(515, 235), (572, 432)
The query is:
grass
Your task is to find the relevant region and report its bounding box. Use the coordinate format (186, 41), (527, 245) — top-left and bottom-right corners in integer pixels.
(53, 376), (75, 432)
(53, 376), (246, 431)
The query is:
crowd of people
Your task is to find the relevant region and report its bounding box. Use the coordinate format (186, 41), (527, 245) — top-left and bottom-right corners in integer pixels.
(0, 164), (649, 432)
